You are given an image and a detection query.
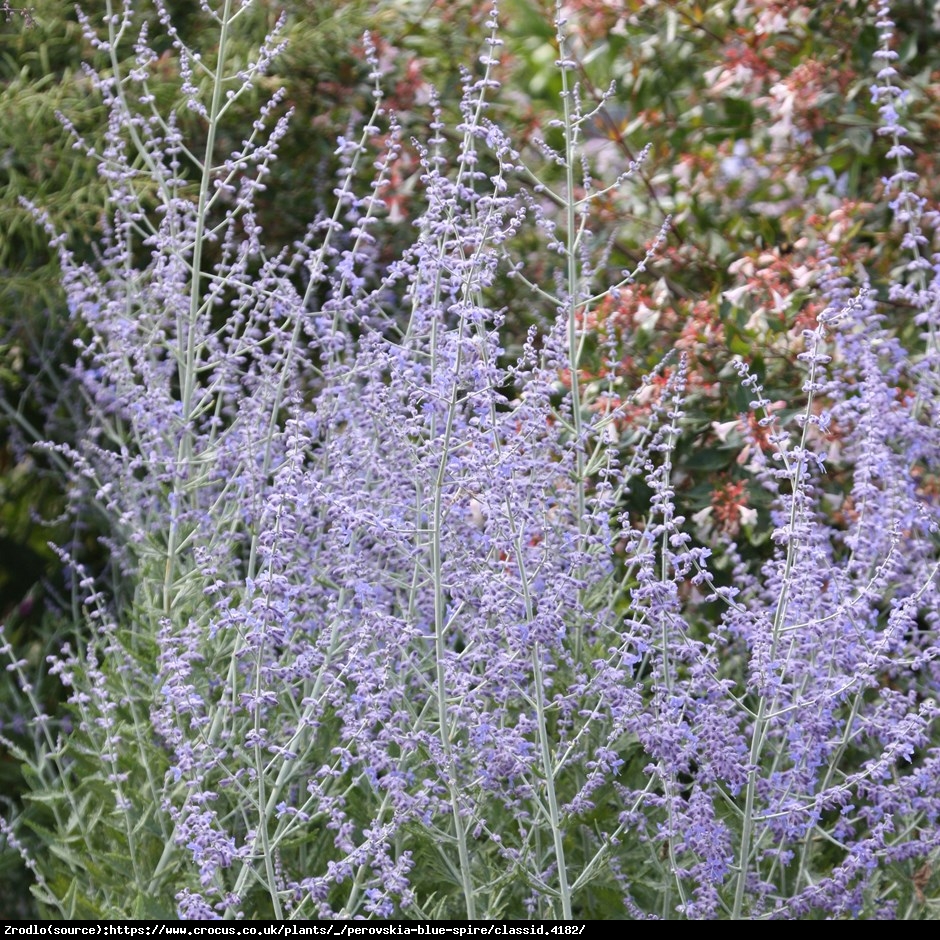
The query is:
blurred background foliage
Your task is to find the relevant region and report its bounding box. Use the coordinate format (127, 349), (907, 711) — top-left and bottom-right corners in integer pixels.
(497, 0), (940, 567)
(2, 0), (940, 917)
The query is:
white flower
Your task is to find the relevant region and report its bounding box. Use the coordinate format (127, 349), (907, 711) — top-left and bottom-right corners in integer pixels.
(722, 284), (750, 306)
(712, 419), (741, 444)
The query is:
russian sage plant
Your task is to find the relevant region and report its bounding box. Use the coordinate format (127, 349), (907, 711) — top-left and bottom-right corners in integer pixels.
(2, 0), (940, 921)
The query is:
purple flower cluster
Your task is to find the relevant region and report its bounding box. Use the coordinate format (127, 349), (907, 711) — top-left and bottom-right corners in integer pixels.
(2, 0), (940, 921)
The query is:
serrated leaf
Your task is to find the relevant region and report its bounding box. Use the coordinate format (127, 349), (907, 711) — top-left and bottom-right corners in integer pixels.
(29, 882), (65, 917)
(20, 816), (64, 845)
(48, 841), (87, 870)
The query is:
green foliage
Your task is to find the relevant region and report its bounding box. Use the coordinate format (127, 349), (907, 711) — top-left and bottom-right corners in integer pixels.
(3, 0), (940, 921)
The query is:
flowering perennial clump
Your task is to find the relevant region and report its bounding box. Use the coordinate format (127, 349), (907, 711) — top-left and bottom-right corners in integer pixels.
(2, 0), (940, 921)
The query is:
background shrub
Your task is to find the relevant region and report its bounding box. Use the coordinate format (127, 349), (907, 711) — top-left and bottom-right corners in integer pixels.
(2, 0), (940, 920)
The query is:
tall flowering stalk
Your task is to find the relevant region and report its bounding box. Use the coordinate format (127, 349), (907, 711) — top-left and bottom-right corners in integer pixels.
(1, 0), (940, 920)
